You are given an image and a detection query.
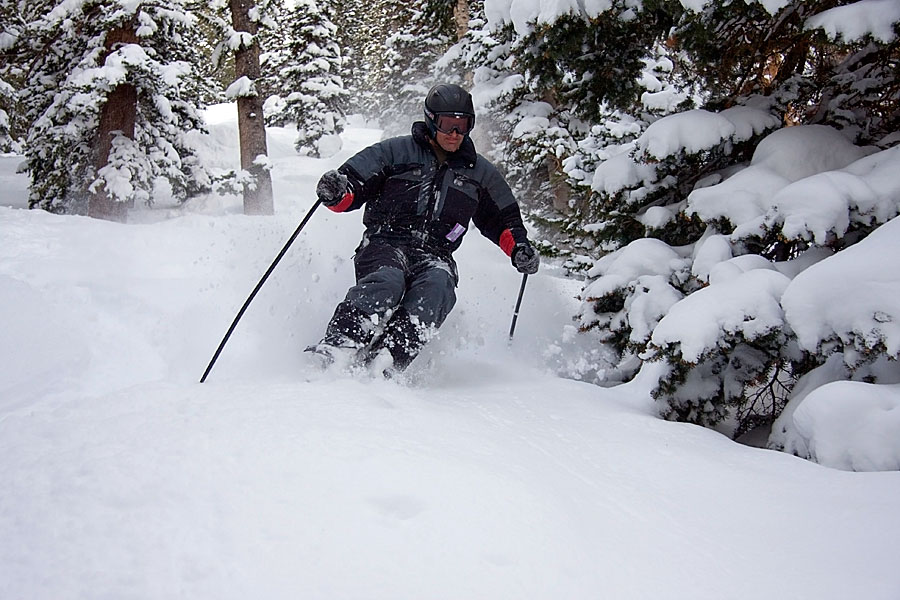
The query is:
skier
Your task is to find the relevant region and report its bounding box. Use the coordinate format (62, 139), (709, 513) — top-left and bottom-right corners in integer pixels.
(309, 83), (540, 374)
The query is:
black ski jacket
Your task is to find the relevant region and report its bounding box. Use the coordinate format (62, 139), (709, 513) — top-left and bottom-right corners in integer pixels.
(327, 121), (529, 259)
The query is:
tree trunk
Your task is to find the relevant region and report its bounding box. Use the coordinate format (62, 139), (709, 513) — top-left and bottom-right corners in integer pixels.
(453, 0), (474, 87)
(546, 154), (571, 214)
(454, 0), (469, 41)
(541, 89), (570, 214)
(89, 25), (138, 222)
(229, 0), (274, 216)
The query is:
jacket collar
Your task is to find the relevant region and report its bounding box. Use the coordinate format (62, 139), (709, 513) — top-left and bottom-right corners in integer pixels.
(412, 121), (477, 168)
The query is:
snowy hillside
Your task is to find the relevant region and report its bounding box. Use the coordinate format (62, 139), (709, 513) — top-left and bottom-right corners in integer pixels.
(1, 108), (899, 599)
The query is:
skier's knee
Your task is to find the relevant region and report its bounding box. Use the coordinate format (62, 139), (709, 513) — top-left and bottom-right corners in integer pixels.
(346, 266), (406, 316)
(405, 269), (456, 327)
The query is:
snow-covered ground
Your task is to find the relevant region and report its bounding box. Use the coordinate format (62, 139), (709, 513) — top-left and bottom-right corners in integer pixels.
(1, 107), (899, 599)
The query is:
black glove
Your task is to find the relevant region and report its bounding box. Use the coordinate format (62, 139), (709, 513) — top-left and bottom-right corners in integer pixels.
(511, 242), (539, 274)
(316, 169), (349, 207)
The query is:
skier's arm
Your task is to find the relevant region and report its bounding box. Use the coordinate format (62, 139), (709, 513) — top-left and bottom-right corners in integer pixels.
(325, 139), (397, 213)
(472, 163), (531, 255)
(472, 162), (539, 273)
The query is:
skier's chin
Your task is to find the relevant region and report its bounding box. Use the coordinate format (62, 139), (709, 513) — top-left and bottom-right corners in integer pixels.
(435, 133), (463, 153)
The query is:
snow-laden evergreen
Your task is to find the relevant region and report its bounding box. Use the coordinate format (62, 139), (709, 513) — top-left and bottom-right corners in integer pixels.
(15, 0), (213, 213)
(467, 0), (900, 440)
(575, 116), (900, 440)
(375, 0), (456, 137)
(0, 75), (14, 153)
(261, 0), (347, 157)
(0, 0), (21, 153)
(1, 108), (900, 598)
(335, 0), (456, 135)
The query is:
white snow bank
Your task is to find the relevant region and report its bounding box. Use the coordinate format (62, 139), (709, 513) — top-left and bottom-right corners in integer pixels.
(774, 215), (900, 472)
(751, 125), (871, 182)
(688, 125), (876, 232)
(782, 214), (900, 361)
(651, 268), (790, 362)
(0, 275), (89, 397)
(637, 107), (779, 160)
(583, 238), (688, 299)
(788, 380), (900, 471)
(805, 0), (900, 43)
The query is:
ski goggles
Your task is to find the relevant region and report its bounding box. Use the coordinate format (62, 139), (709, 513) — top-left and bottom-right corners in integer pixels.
(432, 112), (475, 135)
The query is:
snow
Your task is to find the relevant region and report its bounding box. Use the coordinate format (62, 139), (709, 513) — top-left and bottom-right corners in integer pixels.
(0, 31), (16, 50)
(637, 106), (781, 160)
(651, 268), (790, 363)
(782, 214), (900, 361)
(587, 106), (781, 199)
(805, 0), (900, 43)
(485, 0), (813, 33)
(687, 124), (878, 235)
(750, 0), (792, 14)
(484, 0), (900, 47)
(2, 107), (900, 598)
(789, 380), (900, 471)
(590, 149), (657, 195)
(751, 124), (872, 182)
(225, 75), (256, 99)
(584, 237), (688, 300)
(772, 144), (900, 244)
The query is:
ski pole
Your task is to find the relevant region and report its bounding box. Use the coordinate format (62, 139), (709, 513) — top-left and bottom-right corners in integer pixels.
(508, 273), (528, 342)
(200, 199), (323, 383)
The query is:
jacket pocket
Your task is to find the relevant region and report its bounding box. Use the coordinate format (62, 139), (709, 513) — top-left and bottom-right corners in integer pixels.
(436, 174), (480, 238)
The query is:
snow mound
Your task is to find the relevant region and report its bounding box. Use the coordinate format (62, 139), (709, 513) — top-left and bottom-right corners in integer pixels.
(782, 214), (900, 361)
(787, 380), (900, 471)
(805, 0), (900, 43)
(651, 268), (790, 363)
(583, 238), (688, 299)
(750, 125), (870, 182)
(636, 106), (779, 160)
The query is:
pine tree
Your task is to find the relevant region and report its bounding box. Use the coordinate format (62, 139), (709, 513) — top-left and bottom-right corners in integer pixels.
(675, 0), (898, 147)
(262, 0), (347, 157)
(0, 0), (22, 152)
(468, 0), (900, 437)
(594, 1), (899, 433)
(378, 0), (455, 136)
(0, 76), (13, 153)
(16, 0), (214, 218)
(329, 0), (370, 114)
(331, 0), (454, 132)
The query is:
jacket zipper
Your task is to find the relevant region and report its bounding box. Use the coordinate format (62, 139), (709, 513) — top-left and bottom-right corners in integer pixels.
(426, 162), (447, 222)
(419, 161), (448, 246)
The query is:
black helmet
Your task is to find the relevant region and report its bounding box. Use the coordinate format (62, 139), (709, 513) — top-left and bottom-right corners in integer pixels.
(424, 83), (475, 136)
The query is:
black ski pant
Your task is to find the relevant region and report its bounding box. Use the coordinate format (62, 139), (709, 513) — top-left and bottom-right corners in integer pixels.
(322, 236), (457, 368)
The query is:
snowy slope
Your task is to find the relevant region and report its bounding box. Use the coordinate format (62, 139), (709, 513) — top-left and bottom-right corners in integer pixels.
(1, 109), (899, 599)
